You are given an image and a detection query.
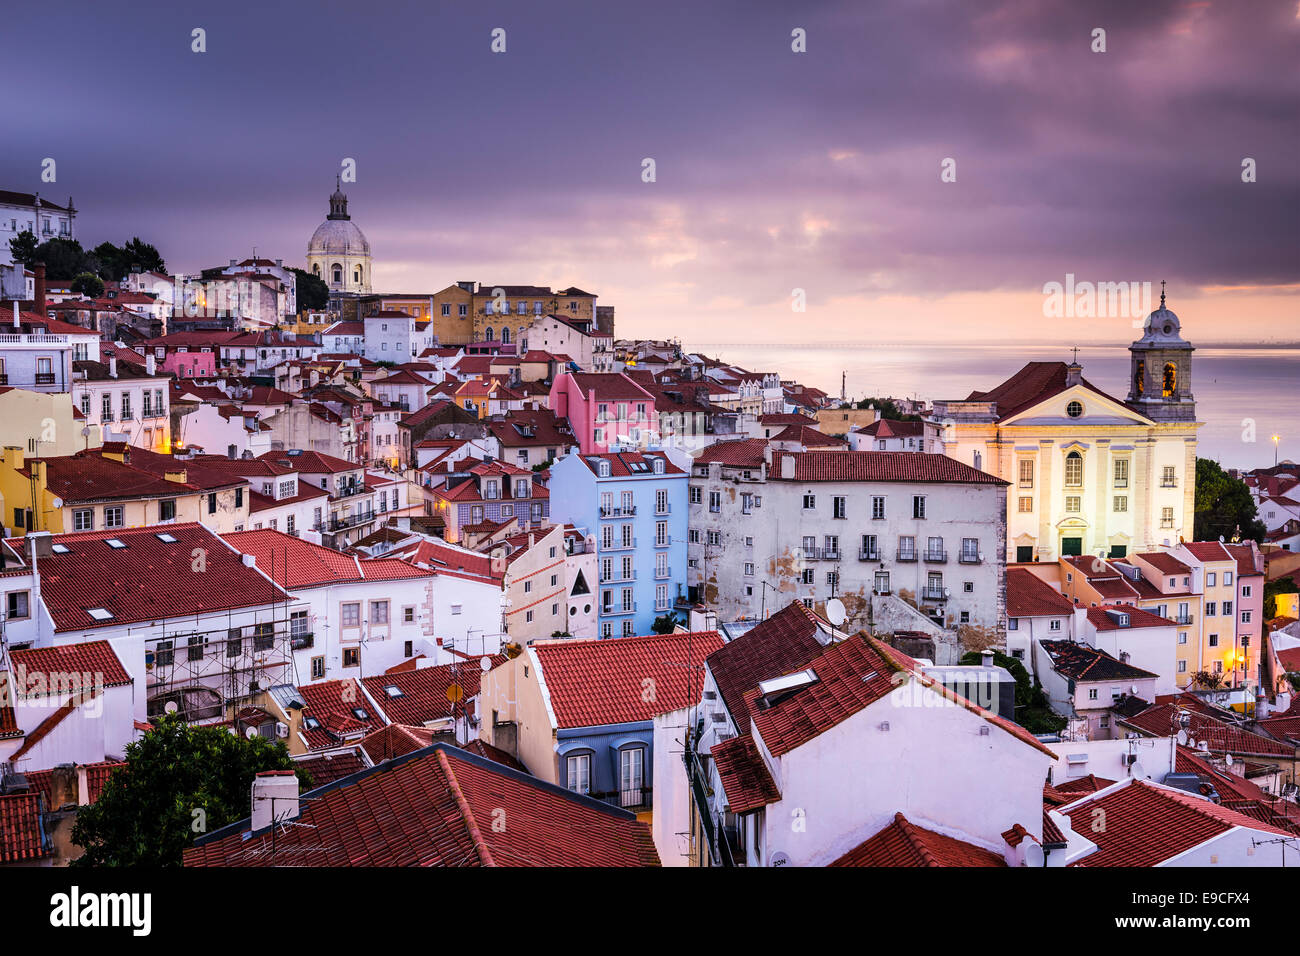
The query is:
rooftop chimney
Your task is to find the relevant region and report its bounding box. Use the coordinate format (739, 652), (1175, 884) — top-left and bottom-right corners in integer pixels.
(250, 770), (299, 832)
(34, 262), (46, 315)
(146, 353), (156, 376)
(109, 354), (118, 378)
(980, 648), (994, 668)
(12, 301), (18, 329)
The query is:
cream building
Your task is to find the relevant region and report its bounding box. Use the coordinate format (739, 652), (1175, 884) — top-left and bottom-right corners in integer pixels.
(935, 294), (1198, 563)
(306, 180), (372, 295)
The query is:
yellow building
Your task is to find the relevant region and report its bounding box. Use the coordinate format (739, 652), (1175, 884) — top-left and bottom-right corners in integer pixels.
(0, 388), (102, 457)
(0, 445), (250, 536)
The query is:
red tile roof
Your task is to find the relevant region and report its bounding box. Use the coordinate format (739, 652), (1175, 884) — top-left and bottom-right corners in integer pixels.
(855, 418), (926, 438)
(564, 372), (655, 402)
(961, 361), (1129, 422)
(258, 449), (358, 474)
(293, 750), (367, 789)
(1181, 541), (1234, 563)
(0, 793), (48, 863)
(1053, 774), (1116, 794)
(12, 523), (290, 632)
(706, 601), (828, 733)
(297, 679), (385, 751)
(772, 424), (847, 447)
(695, 438), (770, 468)
(831, 813), (1006, 867)
(1006, 568), (1075, 617)
(361, 656), (505, 726)
(184, 744), (659, 866)
(1085, 605), (1174, 630)
(575, 451), (685, 477)
(710, 733), (781, 813)
(7, 641), (133, 699)
(1121, 702), (1296, 758)
(459, 738), (530, 774)
(770, 450), (1005, 484)
(532, 631), (725, 728)
(1063, 779), (1291, 866)
(1135, 551), (1192, 576)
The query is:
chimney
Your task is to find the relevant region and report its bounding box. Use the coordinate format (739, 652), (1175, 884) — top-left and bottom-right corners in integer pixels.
(34, 262), (45, 315)
(146, 353), (156, 376)
(250, 770), (299, 832)
(242, 554), (256, 567)
(780, 453), (796, 480)
(109, 355), (118, 379)
(12, 301), (18, 329)
(980, 648), (994, 668)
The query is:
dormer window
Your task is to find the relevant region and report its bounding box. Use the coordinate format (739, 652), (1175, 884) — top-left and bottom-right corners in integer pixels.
(598, 460), (611, 478)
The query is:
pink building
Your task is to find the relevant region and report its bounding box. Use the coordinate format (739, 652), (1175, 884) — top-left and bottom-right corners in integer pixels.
(1226, 542), (1266, 684)
(548, 372), (656, 455)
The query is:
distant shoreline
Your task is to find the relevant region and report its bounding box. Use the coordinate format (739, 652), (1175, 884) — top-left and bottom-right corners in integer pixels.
(689, 341), (1300, 352)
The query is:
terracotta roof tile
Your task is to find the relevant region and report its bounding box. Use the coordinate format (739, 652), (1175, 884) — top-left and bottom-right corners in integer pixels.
(770, 451), (1006, 484)
(831, 813), (1006, 867)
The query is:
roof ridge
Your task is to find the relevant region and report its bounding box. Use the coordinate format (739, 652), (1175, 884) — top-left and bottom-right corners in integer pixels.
(893, 812), (941, 866)
(435, 748), (496, 867)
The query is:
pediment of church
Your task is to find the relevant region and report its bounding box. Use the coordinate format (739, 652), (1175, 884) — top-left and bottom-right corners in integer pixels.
(1001, 383), (1153, 428)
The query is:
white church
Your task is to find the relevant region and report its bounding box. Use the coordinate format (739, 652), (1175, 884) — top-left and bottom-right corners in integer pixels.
(934, 290), (1198, 563)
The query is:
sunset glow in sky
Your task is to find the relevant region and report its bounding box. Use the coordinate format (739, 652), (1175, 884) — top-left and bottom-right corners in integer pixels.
(6, 0), (1297, 344)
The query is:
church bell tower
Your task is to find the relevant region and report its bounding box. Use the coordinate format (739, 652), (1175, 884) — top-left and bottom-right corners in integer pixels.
(1127, 281), (1195, 423)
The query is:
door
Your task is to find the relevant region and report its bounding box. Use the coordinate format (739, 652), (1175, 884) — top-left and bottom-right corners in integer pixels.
(1061, 537), (1083, 557)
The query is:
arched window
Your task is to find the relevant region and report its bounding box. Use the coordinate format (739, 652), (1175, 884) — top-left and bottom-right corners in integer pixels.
(1133, 360), (1145, 396)
(354, 267), (362, 284)
(1162, 362), (1176, 397)
(311, 263), (320, 277)
(332, 263), (342, 284)
(501, 327), (511, 344)
(1065, 451), (1083, 487)
(485, 327), (495, 341)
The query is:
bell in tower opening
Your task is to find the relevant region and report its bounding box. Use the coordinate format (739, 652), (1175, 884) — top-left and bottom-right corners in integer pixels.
(1126, 281), (1196, 423)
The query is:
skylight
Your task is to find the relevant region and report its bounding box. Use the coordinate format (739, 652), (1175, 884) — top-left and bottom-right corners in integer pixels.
(87, 608), (114, 620)
(106, 539), (127, 549)
(758, 669), (819, 697)
(155, 533), (178, 543)
(383, 685), (403, 697)
(51, 544), (70, 554)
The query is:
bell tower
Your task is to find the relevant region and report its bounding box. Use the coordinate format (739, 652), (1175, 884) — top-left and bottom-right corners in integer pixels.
(1127, 281), (1195, 422)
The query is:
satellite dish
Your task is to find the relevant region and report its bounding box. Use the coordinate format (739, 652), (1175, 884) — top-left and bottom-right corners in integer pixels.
(1131, 761), (1146, 780)
(164, 701), (178, 715)
(1225, 753), (1234, 767)
(1023, 843), (1045, 867)
(825, 598), (846, 628)
(1218, 535), (1225, 543)
(480, 655), (493, 672)
(1176, 729), (1189, 746)
(770, 851), (791, 867)
(244, 726), (258, 739)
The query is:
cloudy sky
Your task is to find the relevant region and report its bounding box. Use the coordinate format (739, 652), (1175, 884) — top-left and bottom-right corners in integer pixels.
(6, 0), (1297, 345)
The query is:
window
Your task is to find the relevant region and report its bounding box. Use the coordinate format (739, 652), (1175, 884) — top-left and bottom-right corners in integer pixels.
(709, 491), (721, 513)
(874, 570), (890, 593)
(371, 600), (389, 624)
(801, 568), (814, 585)
(1206, 572), (1216, 587)
(1018, 496), (1033, 513)
(1113, 459), (1129, 488)
(1065, 451), (1083, 486)
(871, 496), (885, 520)
(73, 509), (94, 531)
(1018, 459), (1034, 488)
(1066, 401), (1083, 418)
(121, 392), (132, 419)
(1049, 619), (1062, 631)
(1242, 584), (1252, 598)
(1161, 507), (1174, 528)
(1242, 610), (1252, 624)
(342, 602), (361, 627)
(619, 748), (645, 804)
(7, 591), (30, 620)
(832, 496), (846, 519)
(1179, 632), (1188, 645)
(912, 496), (926, 519)
(1208, 634), (1219, 647)
(312, 657), (327, 682)
(101, 393), (113, 421)
(1223, 601), (1233, 617)
(803, 494), (816, 510)
(1162, 466), (1177, 488)
(1088, 688), (1098, 701)
(1113, 496), (1128, 513)
(898, 535), (916, 560)
(343, 647), (360, 667)
(689, 486), (702, 505)
(1065, 496), (1081, 513)
(208, 492), (217, 515)
(160, 499), (176, 521)
(104, 506), (124, 528)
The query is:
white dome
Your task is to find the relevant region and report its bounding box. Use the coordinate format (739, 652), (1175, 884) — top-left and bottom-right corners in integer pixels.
(308, 218), (370, 257)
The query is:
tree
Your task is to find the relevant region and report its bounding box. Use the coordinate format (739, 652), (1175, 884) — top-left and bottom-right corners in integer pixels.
(1190, 670), (1225, 691)
(852, 396), (921, 422)
(70, 272), (104, 298)
(8, 229), (37, 266)
(31, 237), (93, 280)
(92, 238), (167, 281)
(71, 714), (310, 867)
(1193, 457), (1265, 543)
(292, 267), (330, 311)
(651, 613), (680, 634)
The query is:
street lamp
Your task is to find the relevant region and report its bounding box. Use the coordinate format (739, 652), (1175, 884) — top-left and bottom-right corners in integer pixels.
(1272, 433), (1281, 466)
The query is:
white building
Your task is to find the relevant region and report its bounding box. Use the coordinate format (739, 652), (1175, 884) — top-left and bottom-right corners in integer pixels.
(934, 298), (1198, 563)
(0, 191), (75, 267)
(73, 354), (171, 451)
(687, 442), (1008, 640)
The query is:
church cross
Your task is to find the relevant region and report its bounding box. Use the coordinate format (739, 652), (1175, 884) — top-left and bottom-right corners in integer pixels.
(1070, 346), (1080, 364)
(1160, 279), (1166, 308)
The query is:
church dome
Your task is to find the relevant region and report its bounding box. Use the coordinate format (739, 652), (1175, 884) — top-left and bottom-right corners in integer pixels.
(1137, 283), (1188, 346)
(308, 217), (370, 257)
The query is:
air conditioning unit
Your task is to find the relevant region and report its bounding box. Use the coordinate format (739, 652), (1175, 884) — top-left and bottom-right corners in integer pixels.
(275, 722), (289, 739)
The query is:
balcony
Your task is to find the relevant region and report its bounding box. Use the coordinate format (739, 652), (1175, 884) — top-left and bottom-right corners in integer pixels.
(600, 571), (637, 585)
(600, 505), (637, 518)
(654, 568), (671, 581)
(291, 632), (314, 650)
(858, 548), (881, 561)
(1176, 613), (1194, 625)
(958, 551), (982, 564)
(603, 537), (637, 551)
(603, 603), (638, 616)
(896, 549), (918, 563)
(923, 550), (948, 563)
(653, 535), (672, 548)
(922, 586), (948, 601)
(655, 505), (671, 516)
(325, 512), (375, 531)
(34, 372), (56, 385)
(799, 546), (841, 562)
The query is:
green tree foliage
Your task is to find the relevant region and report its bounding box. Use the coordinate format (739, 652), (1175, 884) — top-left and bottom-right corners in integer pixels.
(292, 267), (330, 311)
(91, 238), (167, 281)
(1193, 457), (1265, 543)
(8, 229), (38, 265)
(651, 613), (680, 634)
(70, 272), (104, 298)
(30, 237), (92, 280)
(71, 714), (310, 867)
(852, 396), (921, 422)
(958, 649), (1065, 734)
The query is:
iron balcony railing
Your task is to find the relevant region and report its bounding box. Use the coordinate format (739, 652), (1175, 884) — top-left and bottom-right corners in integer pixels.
(923, 550), (948, 563)
(896, 549), (918, 562)
(922, 586), (947, 601)
(858, 547), (880, 561)
(959, 551), (982, 564)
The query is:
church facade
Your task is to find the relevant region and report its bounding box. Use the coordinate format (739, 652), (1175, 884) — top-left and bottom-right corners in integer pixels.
(306, 181), (372, 295)
(934, 294), (1199, 563)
